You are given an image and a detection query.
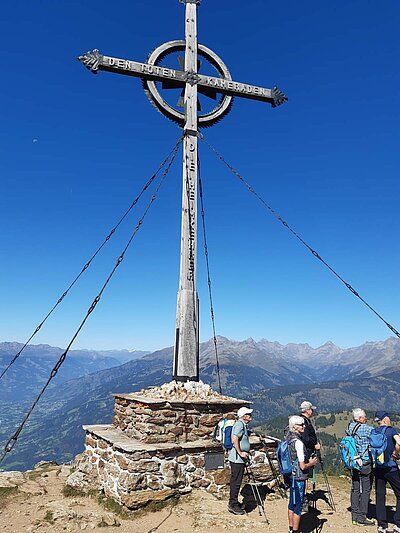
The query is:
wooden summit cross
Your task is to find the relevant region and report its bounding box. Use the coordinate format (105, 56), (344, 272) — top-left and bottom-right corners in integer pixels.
(78, 0), (287, 384)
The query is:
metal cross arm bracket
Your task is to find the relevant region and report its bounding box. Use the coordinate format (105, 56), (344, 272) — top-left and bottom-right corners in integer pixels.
(271, 86), (288, 107)
(78, 49), (102, 74)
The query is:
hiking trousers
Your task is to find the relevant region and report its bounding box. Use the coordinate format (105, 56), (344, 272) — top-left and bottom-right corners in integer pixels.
(375, 468), (400, 528)
(351, 464), (372, 522)
(229, 461), (245, 507)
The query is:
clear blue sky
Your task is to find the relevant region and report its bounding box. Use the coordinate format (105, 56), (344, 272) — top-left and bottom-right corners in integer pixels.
(1, 0), (399, 352)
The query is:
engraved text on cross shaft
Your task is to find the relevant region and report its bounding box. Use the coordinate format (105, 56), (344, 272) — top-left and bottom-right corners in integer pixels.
(78, 0), (287, 383)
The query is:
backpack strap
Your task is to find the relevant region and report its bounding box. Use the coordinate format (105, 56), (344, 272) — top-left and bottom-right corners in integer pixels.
(346, 422), (361, 437)
(235, 419), (245, 438)
(233, 419), (248, 459)
(350, 422), (371, 461)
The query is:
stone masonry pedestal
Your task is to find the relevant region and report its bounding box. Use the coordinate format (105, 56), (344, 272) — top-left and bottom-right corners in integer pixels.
(67, 381), (277, 510)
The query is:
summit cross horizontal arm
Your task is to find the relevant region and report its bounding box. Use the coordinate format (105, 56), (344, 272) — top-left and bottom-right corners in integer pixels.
(78, 50), (287, 107)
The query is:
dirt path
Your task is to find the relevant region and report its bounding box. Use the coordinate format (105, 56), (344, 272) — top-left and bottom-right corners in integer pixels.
(0, 464), (397, 532)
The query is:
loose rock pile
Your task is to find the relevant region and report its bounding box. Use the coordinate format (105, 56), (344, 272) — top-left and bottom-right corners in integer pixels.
(133, 380), (243, 402)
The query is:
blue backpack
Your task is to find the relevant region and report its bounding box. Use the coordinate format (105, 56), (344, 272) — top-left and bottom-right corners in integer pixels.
(277, 439), (293, 476)
(369, 427), (393, 467)
(277, 436), (306, 485)
(212, 418), (236, 450)
(339, 423), (364, 471)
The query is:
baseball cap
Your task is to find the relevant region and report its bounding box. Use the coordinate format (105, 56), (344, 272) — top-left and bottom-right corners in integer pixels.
(300, 401), (316, 411)
(375, 410), (390, 422)
(237, 407), (253, 418)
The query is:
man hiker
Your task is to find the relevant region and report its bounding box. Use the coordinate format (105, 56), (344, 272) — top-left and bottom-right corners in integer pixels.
(374, 411), (400, 533)
(347, 408), (374, 526)
(286, 415), (318, 533)
(227, 406), (253, 515)
(299, 400), (320, 510)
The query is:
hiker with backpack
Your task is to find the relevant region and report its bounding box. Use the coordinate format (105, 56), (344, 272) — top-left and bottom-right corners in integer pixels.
(285, 415), (318, 533)
(372, 411), (400, 533)
(343, 408), (375, 527)
(227, 406), (253, 515)
(299, 400), (320, 511)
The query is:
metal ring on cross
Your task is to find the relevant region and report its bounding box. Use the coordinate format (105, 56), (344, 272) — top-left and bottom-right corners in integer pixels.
(143, 40), (233, 128)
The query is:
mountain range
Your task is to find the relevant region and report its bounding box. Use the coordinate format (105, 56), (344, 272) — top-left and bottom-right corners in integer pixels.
(1, 335), (399, 470)
(0, 342), (149, 402)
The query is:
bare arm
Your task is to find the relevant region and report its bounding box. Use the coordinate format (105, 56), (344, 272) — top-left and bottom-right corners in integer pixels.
(299, 456), (318, 471)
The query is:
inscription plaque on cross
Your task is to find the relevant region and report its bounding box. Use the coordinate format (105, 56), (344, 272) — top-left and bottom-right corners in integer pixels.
(78, 0), (287, 383)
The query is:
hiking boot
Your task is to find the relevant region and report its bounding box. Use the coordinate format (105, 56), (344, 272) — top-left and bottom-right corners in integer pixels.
(354, 518), (375, 526)
(361, 518), (375, 526)
(351, 517), (375, 525)
(377, 527), (388, 533)
(228, 504), (245, 515)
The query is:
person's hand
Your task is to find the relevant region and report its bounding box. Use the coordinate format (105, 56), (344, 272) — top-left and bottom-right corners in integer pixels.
(309, 456), (318, 467)
(240, 452), (249, 460)
(315, 443), (321, 451)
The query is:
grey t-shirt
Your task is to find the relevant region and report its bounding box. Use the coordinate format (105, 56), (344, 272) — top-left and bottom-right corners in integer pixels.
(228, 419), (250, 464)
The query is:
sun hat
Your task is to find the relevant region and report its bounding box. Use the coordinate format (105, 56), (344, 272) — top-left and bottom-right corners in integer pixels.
(300, 401), (316, 411)
(237, 407), (253, 418)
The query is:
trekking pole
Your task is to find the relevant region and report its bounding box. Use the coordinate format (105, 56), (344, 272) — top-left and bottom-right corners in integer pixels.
(244, 461), (269, 524)
(317, 450), (336, 512)
(262, 440), (287, 499)
(310, 466), (318, 533)
(311, 466), (316, 510)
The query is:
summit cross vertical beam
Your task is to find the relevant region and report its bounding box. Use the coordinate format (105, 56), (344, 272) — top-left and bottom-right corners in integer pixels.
(173, 0), (200, 381)
(78, 0), (287, 386)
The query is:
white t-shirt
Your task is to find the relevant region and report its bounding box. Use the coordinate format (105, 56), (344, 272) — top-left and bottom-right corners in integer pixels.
(295, 439), (305, 463)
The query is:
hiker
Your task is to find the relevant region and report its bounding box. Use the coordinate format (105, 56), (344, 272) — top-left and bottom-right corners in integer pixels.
(287, 415), (318, 533)
(299, 400), (320, 458)
(373, 411), (400, 533)
(227, 406), (253, 515)
(299, 400), (320, 510)
(347, 408), (374, 526)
